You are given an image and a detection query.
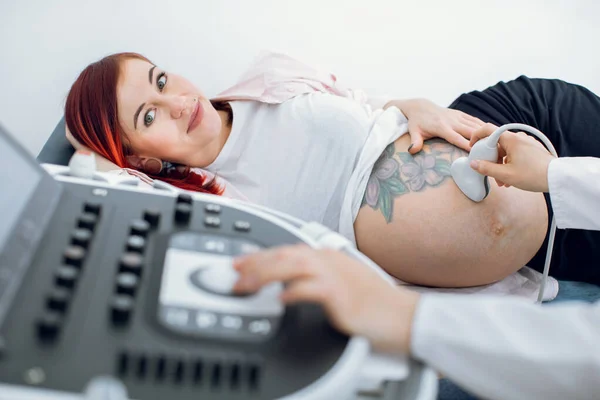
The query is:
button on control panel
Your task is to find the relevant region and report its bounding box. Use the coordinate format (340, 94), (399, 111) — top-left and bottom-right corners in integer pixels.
(126, 236), (146, 253)
(71, 229), (92, 248)
(204, 204), (221, 214)
(174, 203), (192, 224)
(63, 246), (86, 268)
(130, 219), (151, 238)
(77, 212), (98, 231)
(111, 295), (134, 325)
(204, 216), (221, 228)
(119, 252), (143, 276)
(83, 202), (101, 215)
(143, 208), (161, 228)
(233, 220), (251, 232)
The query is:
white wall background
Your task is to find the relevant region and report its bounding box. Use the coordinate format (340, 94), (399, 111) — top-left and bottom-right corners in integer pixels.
(1, 0), (599, 156)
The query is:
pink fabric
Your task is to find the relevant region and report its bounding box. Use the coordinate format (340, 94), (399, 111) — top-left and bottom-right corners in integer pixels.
(212, 51), (351, 104)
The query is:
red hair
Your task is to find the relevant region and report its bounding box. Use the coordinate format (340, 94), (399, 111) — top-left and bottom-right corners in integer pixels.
(65, 52), (224, 195)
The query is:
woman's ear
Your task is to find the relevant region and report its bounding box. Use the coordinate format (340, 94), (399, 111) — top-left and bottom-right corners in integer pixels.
(125, 155), (164, 175)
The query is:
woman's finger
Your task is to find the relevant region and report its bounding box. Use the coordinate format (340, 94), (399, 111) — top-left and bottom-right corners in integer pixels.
(460, 116), (484, 131)
(444, 130), (471, 152)
(408, 128), (425, 154)
(456, 122), (478, 139)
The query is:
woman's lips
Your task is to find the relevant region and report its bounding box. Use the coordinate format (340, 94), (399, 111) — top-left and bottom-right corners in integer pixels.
(187, 101), (204, 133)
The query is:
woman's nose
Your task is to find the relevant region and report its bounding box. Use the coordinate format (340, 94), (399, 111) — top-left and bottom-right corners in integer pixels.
(166, 95), (191, 119)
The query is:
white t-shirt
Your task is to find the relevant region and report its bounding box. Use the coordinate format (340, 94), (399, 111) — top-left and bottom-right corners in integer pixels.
(206, 92), (409, 243)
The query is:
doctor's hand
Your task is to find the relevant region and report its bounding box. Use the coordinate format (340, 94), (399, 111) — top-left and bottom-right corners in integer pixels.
(469, 123), (556, 192)
(233, 245), (420, 353)
(385, 98), (485, 154)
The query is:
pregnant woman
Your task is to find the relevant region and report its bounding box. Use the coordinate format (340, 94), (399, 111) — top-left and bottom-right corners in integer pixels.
(65, 51), (554, 287)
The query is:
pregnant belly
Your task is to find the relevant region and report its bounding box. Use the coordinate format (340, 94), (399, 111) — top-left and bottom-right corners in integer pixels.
(353, 134), (548, 287)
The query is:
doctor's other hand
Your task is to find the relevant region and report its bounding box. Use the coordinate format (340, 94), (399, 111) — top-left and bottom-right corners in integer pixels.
(233, 245), (420, 353)
(469, 123), (556, 192)
(386, 98), (485, 154)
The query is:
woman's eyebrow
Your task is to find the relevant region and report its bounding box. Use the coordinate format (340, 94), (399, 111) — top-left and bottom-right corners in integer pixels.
(133, 102), (145, 130)
(148, 65), (156, 84)
(133, 65), (158, 129)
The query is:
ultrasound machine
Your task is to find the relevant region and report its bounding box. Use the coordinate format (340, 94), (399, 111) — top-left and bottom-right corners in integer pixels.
(0, 121), (437, 399)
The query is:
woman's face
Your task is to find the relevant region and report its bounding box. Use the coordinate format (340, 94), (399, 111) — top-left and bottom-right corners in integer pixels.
(116, 58), (225, 167)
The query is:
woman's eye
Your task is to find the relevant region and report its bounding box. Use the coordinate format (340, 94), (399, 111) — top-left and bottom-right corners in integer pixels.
(157, 73), (168, 91)
(144, 109), (156, 127)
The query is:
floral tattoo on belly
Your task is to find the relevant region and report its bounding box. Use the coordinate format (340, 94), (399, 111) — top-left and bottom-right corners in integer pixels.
(361, 139), (467, 222)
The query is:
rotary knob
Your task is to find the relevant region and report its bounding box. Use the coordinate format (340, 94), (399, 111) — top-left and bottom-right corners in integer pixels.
(189, 265), (253, 297)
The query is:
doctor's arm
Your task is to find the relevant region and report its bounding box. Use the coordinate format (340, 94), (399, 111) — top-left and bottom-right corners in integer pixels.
(412, 294), (600, 400)
(547, 156), (600, 230)
(233, 246), (600, 400)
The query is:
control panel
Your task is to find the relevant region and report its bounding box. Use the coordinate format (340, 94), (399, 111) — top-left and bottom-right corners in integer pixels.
(0, 170), (351, 400)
